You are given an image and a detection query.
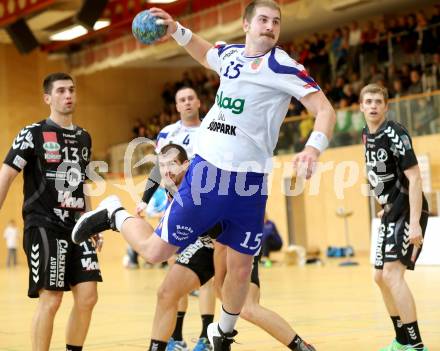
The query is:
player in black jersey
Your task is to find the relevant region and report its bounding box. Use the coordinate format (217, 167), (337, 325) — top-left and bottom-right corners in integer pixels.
(360, 84), (429, 351)
(0, 73), (102, 351)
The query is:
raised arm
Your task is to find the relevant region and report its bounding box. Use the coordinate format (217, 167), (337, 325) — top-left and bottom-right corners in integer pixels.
(149, 7), (213, 69)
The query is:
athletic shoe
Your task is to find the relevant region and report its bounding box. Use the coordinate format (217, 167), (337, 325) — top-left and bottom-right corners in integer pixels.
(72, 195), (124, 244)
(166, 337), (189, 351)
(379, 340), (407, 351)
(193, 337), (212, 351)
(207, 322), (237, 351)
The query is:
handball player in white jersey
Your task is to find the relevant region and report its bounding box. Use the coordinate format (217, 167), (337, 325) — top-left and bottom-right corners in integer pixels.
(72, 1), (335, 349)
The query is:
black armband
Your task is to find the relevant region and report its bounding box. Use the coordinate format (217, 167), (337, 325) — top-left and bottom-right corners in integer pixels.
(141, 162), (162, 203)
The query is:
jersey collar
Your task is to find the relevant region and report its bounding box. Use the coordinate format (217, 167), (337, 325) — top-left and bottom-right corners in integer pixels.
(366, 119), (388, 135)
(46, 118), (76, 131)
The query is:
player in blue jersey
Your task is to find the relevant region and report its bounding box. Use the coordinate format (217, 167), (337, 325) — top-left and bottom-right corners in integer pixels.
(72, 1), (335, 350)
(148, 144), (316, 351)
(136, 87), (217, 351)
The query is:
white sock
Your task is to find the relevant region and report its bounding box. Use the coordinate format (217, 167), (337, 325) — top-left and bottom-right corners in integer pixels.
(218, 306), (239, 334)
(101, 195), (122, 215)
(114, 210), (132, 232)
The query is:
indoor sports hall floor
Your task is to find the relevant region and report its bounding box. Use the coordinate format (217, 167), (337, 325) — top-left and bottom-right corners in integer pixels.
(1, 253), (439, 350)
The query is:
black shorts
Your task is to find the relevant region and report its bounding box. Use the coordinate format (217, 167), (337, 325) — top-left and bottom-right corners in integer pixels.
(175, 236), (215, 286)
(175, 236), (260, 287)
(375, 209), (429, 271)
(23, 226), (102, 298)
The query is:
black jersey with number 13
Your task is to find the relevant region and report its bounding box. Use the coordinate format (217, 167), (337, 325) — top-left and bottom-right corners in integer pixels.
(4, 119), (91, 233)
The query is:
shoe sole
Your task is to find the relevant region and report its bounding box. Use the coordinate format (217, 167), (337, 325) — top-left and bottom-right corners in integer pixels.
(71, 207), (107, 244)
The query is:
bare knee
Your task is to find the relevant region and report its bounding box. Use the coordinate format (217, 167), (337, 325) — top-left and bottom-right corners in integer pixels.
(77, 291), (98, 311)
(382, 266), (402, 289)
(156, 283), (180, 308)
(374, 269), (385, 288)
(227, 263), (252, 283)
(39, 291), (63, 315)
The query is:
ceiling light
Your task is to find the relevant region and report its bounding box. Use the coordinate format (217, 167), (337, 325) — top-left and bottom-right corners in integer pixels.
(93, 20), (110, 30)
(50, 25), (88, 41)
(147, 0), (178, 3)
(49, 20), (110, 42)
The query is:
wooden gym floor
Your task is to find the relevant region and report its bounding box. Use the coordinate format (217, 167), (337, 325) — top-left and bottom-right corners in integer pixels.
(1, 255), (439, 351)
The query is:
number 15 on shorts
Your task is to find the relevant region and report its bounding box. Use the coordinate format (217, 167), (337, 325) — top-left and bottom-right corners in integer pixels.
(240, 232), (263, 251)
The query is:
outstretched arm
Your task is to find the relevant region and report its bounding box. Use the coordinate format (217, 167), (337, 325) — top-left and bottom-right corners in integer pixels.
(149, 7), (213, 69)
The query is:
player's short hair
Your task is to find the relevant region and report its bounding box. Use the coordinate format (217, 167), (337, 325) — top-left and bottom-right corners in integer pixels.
(160, 143), (189, 164)
(359, 84), (389, 104)
(243, 0), (281, 22)
(43, 72), (73, 94)
(175, 86), (198, 102)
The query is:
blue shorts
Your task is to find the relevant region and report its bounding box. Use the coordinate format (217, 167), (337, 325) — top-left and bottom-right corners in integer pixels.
(155, 155), (268, 255)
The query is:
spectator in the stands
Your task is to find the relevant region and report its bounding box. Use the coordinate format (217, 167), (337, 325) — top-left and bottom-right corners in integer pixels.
(342, 84), (359, 106)
(430, 5), (440, 51)
(386, 63), (399, 88)
(377, 18), (390, 64)
(423, 53), (440, 91)
(334, 97), (353, 146)
(389, 79), (406, 99)
(361, 20), (379, 65)
(298, 40), (311, 66)
(364, 63), (384, 85)
(330, 28), (346, 77)
(402, 14), (418, 56)
(329, 76), (346, 104)
(399, 63), (411, 90)
(137, 125), (148, 138)
(407, 69), (424, 95)
(348, 21), (362, 74)
(346, 72), (363, 96)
